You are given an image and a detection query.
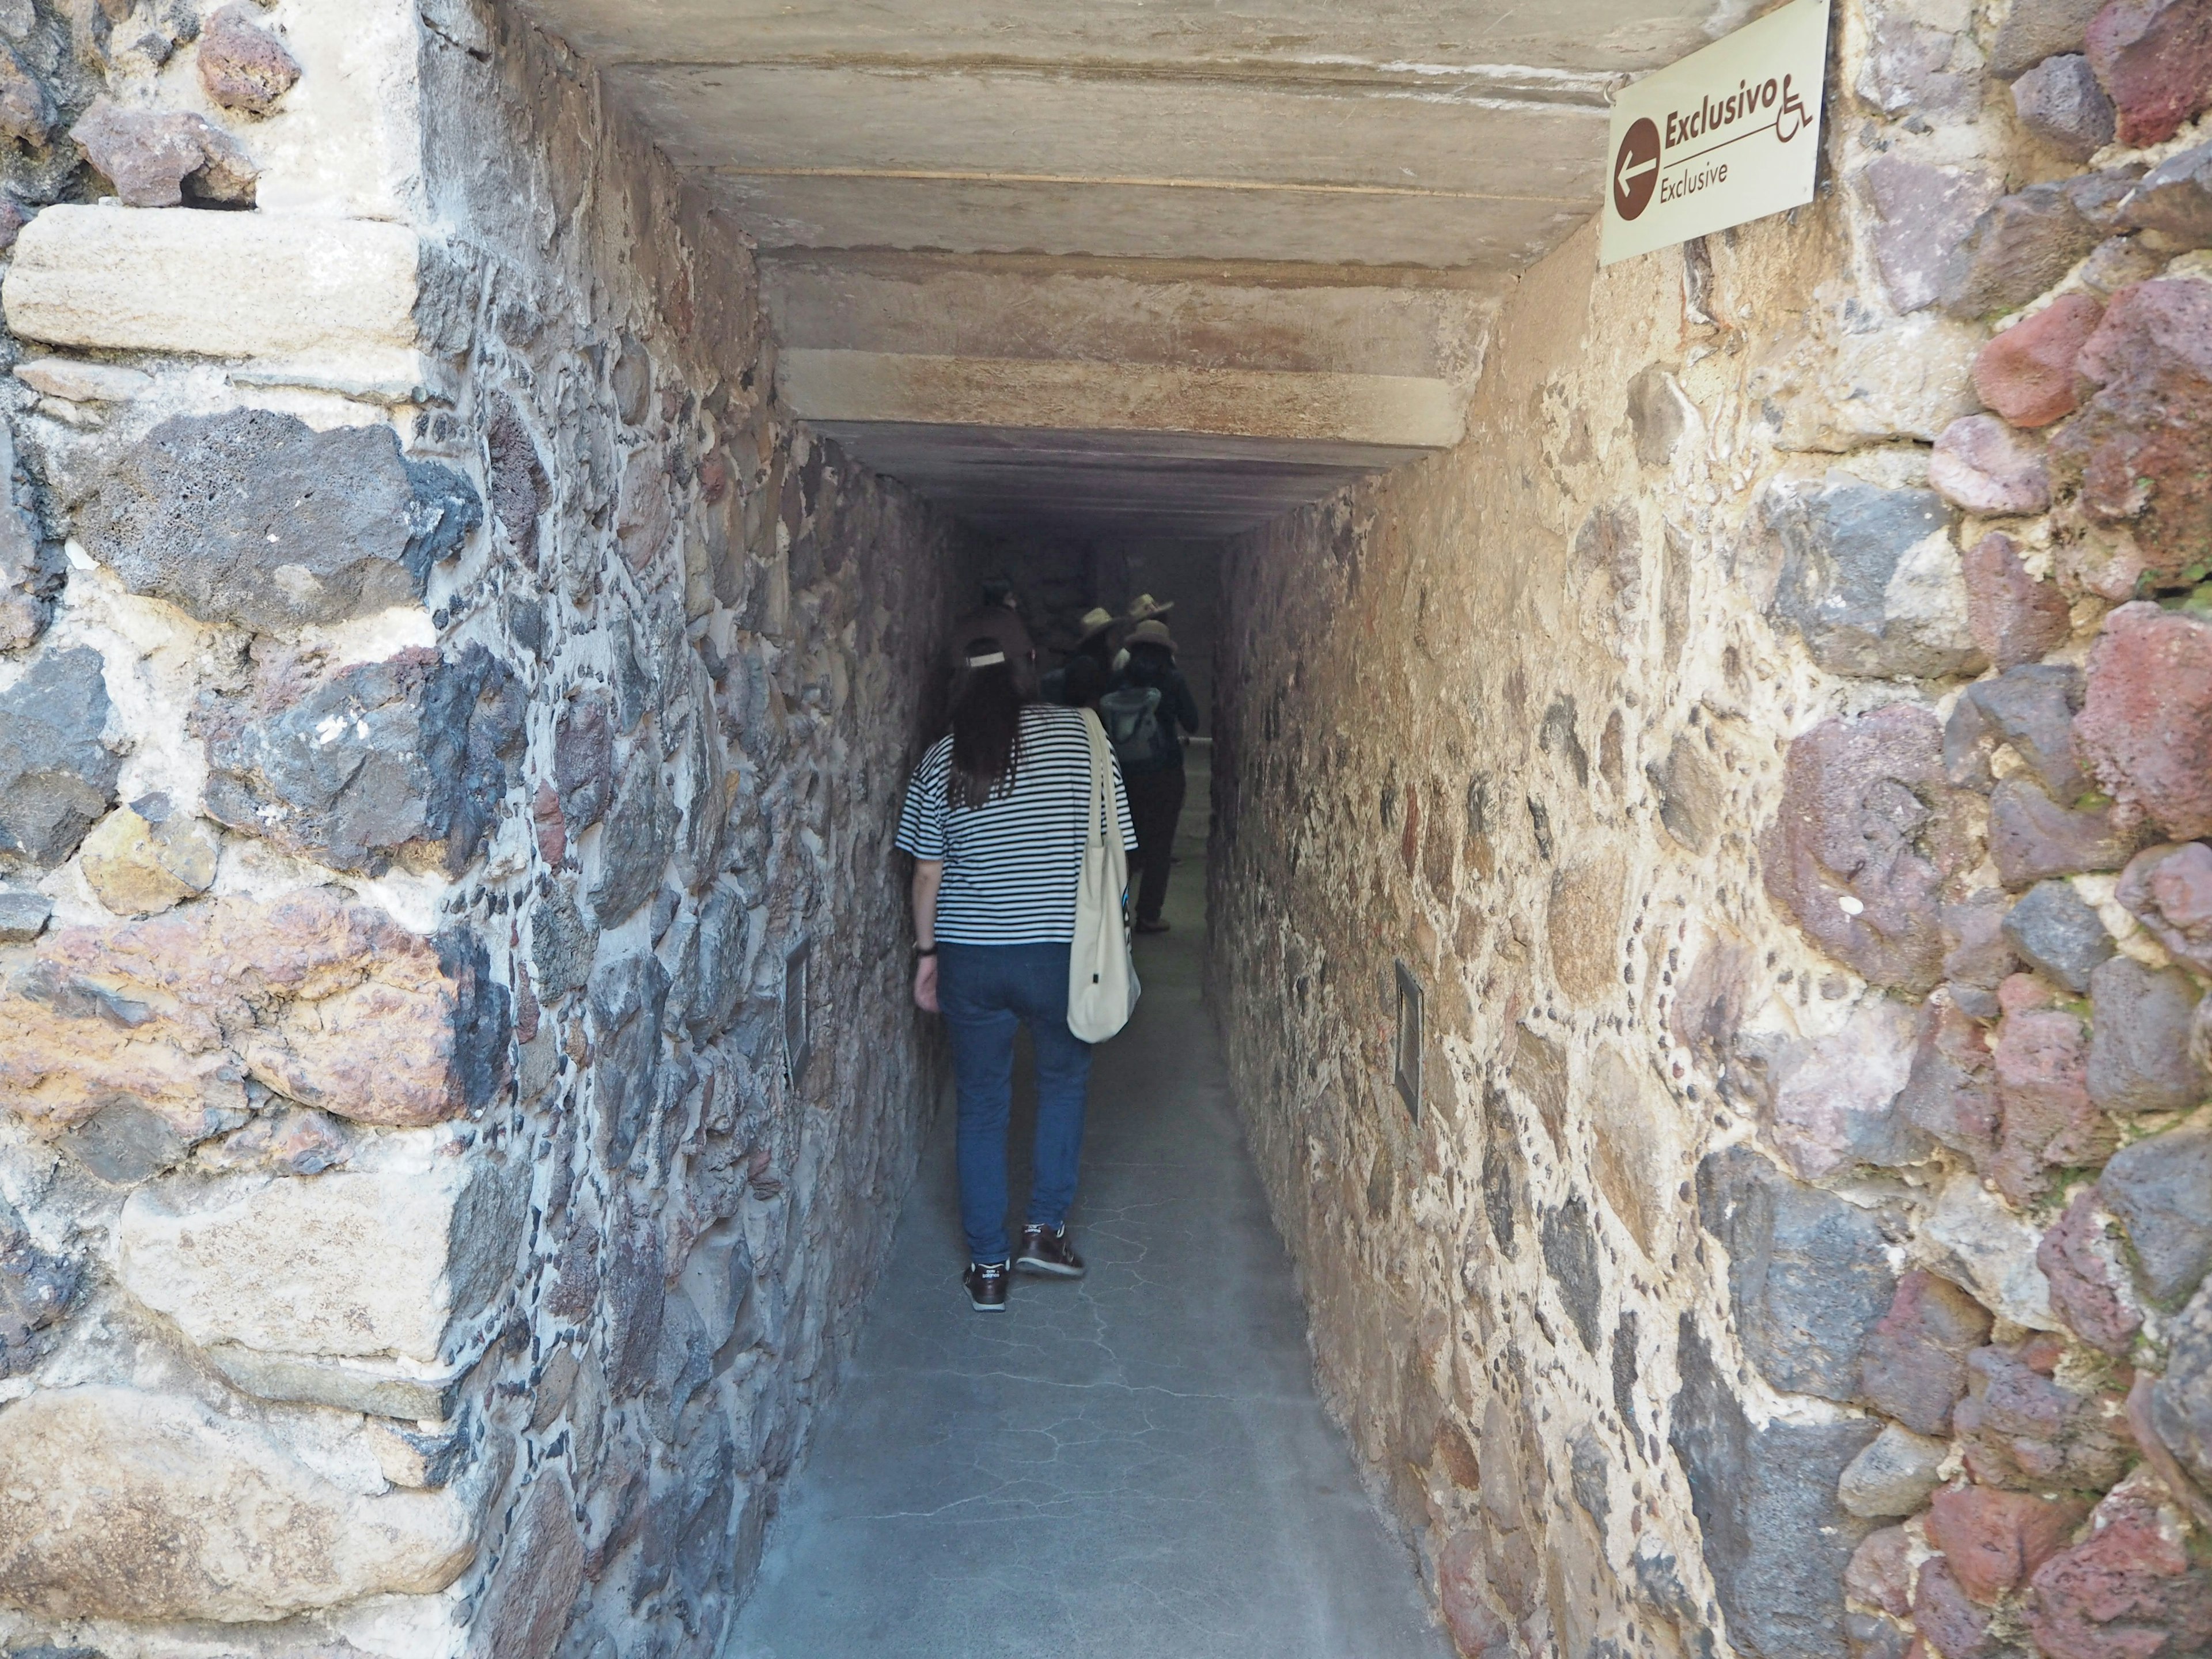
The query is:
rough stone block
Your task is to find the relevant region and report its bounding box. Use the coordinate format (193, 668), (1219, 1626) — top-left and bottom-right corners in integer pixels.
(2088, 956), (2207, 1113)
(1993, 1003), (2112, 1203)
(3, 207), (446, 395)
(1926, 1171), (2063, 1330)
(1943, 186), (2109, 321)
(0, 887), (51, 942)
(1696, 1145), (1897, 1402)
(0, 891), (507, 1134)
(1956, 1338), (2134, 1491)
(15, 357), (153, 403)
(1768, 475), (1978, 679)
(1839, 1423), (1948, 1518)
(2116, 840), (2212, 973)
(2118, 138), (2212, 247)
(1669, 1315), (1877, 1659)
(74, 408), (480, 632)
(196, 2), (300, 114)
(474, 1472), (585, 1659)
(589, 752), (678, 926)
(1990, 779), (2140, 886)
(555, 691), (615, 831)
(1865, 158), (2004, 315)
(2054, 282), (2212, 580)
(0, 1194), (79, 1379)
(1762, 997), (1927, 1179)
(1861, 1268), (1995, 1434)
(2086, 0), (2212, 146)
(1539, 1196), (1603, 1352)
(1914, 1556), (1998, 1657)
(0, 647), (119, 868)
(1847, 1525), (1915, 1618)
(0, 40), (52, 147)
(203, 1343), (465, 1421)
(1762, 704), (1958, 993)
(78, 802), (217, 916)
(0, 1385), (476, 1620)
(1972, 294), (2104, 426)
(530, 887), (594, 1002)
(1857, 6), (1987, 122)
(69, 97), (256, 209)
(1930, 1483), (2090, 1604)
(206, 645), (522, 877)
(1902, 994), (2002, 1164)
(2076, 603), (2212, 840)
(2039, 1186), (2145, 1354)
(0, 436), (59, 653)
(1994, 0), (2110, 76)
(2152, 1278), (2212, 1489)
(118, 1152), (522, 1363)
(2014, 52), (2119, 157)
(1971, 665), (2087, 798)
(1945, 891), (2022, 993)
(1931, 416), (2051, 515)
(2099, 1122), (2212, 1306)
(2025, 1471), (2212, 1658)
(2001, 878), (2115, 991)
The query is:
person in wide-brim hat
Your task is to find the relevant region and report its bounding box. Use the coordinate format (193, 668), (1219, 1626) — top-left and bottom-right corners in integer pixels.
(1126, 593), (1175, 622)
(1043, 606), (1119, 708)
(1105, 613), (1199, 935)
(1125, 618), (1175, 652)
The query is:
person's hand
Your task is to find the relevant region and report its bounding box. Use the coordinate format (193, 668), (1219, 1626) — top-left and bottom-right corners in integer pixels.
(914, 955), (940, 1013)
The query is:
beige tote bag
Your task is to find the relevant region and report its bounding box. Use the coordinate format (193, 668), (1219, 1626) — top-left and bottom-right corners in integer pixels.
(1067, 708), (1139, 1043)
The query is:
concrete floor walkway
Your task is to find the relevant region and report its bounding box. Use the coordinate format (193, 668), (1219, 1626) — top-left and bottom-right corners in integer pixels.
(726, 748), (1450, 1659)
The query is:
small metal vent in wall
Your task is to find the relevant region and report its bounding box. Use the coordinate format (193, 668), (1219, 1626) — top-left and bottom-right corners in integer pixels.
(1394, 959), (1423, 1122)
(783, 937), (812, 1087)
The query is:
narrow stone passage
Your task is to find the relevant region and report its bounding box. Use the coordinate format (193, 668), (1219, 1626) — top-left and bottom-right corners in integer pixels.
(727, 748), (1450, 1659)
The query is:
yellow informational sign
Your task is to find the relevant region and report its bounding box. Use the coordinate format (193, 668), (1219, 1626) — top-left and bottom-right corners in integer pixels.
(1599, 0), (1831, 266)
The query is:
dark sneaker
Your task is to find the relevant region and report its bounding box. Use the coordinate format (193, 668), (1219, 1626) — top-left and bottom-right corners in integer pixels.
(964, 1260), (1010, 1311)
(1134, 918), (1170, 935)
(1016, 1224), (1086, 1279)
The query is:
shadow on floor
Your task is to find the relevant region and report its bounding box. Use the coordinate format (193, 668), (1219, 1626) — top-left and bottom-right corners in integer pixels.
(726, 748), (1449, 1659)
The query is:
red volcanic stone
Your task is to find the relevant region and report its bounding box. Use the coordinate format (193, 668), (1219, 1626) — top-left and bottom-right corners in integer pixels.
(1901, 994), (2002, 1165)
(2086, 0), (2212, 147)
(2038, 1186), (2145, 1355)
(196, 2), (301, 115)
(2054, 281), (2212, 579)
(1848, 1525), (1915, 1619)
(1957, 1341), (2136, 1492)
(1989, 778), (2140, 887)
(1914, 1557), (2000, 1659)
(1861, 1270), (1995, 1435)
(1762, 706), (1959, 994)
(1437, 1531), (1514, 1658)
(1927, 1483), (2091, 1603)
(1992, 1005), (2113, 1205)
(2027, 1472), (2212, 1659)
(531, 782), (566, 868)
(2116, 840), (2212, 973)
(1974, 294), (2105, 427)
(1933, 416), (2052, 516)
(2076, 602), (2212, 840)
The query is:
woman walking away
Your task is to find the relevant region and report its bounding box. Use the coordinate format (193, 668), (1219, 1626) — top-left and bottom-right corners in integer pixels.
(1101, 616), (1200, 934)
(896, 608), (1138, 1312)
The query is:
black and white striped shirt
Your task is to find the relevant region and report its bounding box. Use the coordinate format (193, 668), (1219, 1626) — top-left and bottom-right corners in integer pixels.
(896, 704), (1139, 945)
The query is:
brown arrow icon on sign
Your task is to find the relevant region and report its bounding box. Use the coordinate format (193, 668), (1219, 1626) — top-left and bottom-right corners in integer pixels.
(1613, 117), (1661, 221)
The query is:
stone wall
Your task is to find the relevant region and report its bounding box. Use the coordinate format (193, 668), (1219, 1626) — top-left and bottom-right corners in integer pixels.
(0, 3), (967, 1656)
(1207, 2), (2212, 1656)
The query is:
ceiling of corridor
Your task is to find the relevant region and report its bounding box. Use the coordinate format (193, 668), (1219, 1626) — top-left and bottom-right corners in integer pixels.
(516, 0), (1735, 536)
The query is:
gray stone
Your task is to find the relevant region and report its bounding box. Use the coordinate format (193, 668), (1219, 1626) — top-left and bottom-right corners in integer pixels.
(2013, 53), (2117, 159)
(679, 878), (754, 1041)
(0, 1193), (79, 1379)
(1988, 778), (2141, 887)
(0, 887), (50, 942)
(204, 1343), (465, 1421)
(555, 691), (613, 830)
(1696, 1146), (1897, 1403)
(529, 887), (593, 1002)
(2152, 1276), (2212, 1490)
(0, 648), (120, 868)
(1761, 997), (1929, 1181)
(1627, 365), (1693, 468)
(605, 1211), (666, 1398)
(1652, 730), (1723, 854)
(2100, 1123), (2212, 1308)
(2088, 956), (2207, 1114)
(1990, 0), (2107, 77)
(1568, 1423), (1611, 1529)
(2120, 138), (2212, 248)
(2000, 879), (2115, 993)
(1540, 1196), (1603, 1353)
(590, 952), (669, 1168)
(1838, 1422), (1948, 1519)
(205, 645), (523, 876)
(1940, 181), (2110, 320)
(74, 410), (482, 634)
(1968, 664), (2086, 801)
(1945, 690), (1999, 792)
(1768, 476), (1978, 680)
(0, 438), (59, 653)
(1670, 1313), (1878, 1659)
(1859, 1269), (1994, 1434)
(60, 1099), (193, 1185)
(1856, 6), (1985, 123)
(1865, 157), (2003, 315)
(588, 752), (677, 927)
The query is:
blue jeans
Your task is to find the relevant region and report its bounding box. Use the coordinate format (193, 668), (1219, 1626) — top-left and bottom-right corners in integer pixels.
(938, 942), (1093, 1264)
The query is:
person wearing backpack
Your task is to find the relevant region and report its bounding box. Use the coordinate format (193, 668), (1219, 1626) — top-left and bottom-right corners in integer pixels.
(1102, 618), (1200, 934)
(895, 608), (1138, 1311)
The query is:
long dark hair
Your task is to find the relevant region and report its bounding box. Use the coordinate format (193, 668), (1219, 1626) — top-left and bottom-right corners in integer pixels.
(949, 631), (1036, 808)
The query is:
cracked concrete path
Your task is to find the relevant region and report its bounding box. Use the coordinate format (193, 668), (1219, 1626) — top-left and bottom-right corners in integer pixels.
(726, 747), (1450, 1659)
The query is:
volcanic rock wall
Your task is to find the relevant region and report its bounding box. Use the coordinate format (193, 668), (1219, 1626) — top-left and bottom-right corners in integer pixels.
(1207, 1), (2212, 1656)
(0, 3), (963, 1656)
